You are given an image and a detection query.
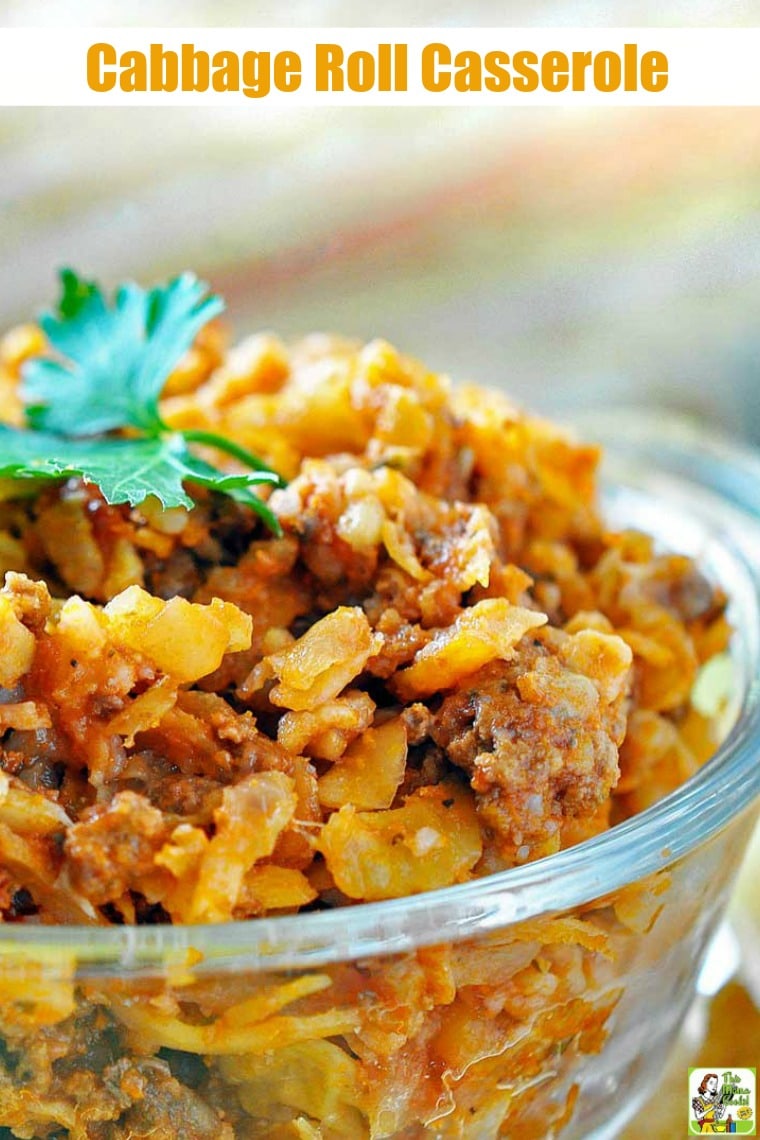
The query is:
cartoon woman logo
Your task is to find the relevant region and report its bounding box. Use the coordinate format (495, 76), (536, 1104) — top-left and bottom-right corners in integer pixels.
(692, 1073), (729, 1133)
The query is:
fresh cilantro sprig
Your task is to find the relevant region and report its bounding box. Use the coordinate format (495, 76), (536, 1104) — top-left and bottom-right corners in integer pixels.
(0, 270), (284, 533)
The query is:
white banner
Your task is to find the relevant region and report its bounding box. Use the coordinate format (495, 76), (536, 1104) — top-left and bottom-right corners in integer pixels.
(0, 27), (758, 106)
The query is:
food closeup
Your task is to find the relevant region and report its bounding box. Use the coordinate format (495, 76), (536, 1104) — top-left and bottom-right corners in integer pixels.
(0, 272), (756, 1139)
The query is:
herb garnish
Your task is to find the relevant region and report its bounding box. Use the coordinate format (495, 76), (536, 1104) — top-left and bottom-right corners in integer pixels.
(0, 270), (284, 533)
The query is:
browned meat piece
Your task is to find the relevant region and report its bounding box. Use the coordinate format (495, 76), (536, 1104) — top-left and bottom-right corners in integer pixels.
(431, 632), (630, 859)
(63, 791), (168, 906)
(401, 702), (435, 745)
(100, 1058), (234, 1140)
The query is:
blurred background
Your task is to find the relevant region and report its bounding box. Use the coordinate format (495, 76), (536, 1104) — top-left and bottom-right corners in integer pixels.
(1, 3), (760, 1135)
(2, 1), (760, 441)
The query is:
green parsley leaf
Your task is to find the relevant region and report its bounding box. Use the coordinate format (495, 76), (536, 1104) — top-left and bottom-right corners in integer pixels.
(0, 425), (282, 533)
(22, 270), (224, 436)
(4, 269), (286, 534)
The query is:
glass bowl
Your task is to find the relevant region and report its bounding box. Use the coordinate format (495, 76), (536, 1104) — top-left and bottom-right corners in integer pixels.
(0, 429), (759, 1140)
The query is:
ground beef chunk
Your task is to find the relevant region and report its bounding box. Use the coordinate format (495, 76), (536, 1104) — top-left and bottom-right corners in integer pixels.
(63, 791), (168, 906)
(431, 633), (630, 859)
(101, 1059), (234, 1140)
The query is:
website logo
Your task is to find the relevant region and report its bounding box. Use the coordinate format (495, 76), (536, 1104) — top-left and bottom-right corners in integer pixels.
(689, 1068), (756, 1134)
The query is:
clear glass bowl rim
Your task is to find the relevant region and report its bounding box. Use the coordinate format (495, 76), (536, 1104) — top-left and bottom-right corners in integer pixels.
(1, 419), (759, 976)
